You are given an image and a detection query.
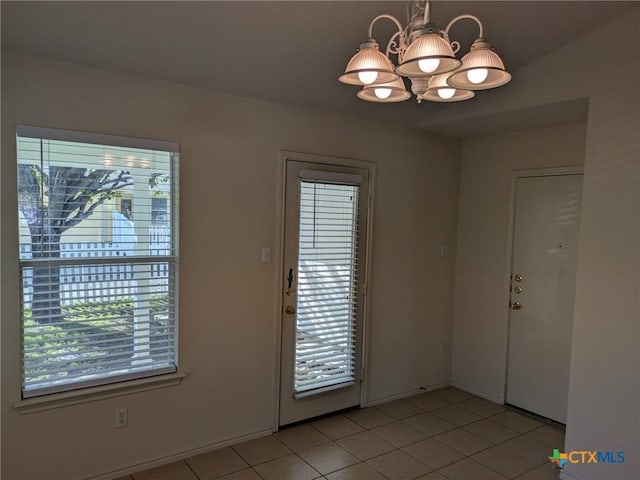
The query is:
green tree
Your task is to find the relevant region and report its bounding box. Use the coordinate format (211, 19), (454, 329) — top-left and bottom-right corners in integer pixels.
(18, 164), (133, 324)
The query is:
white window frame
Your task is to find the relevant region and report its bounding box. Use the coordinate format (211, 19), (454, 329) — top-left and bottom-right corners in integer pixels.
(16, 125), (180, 400)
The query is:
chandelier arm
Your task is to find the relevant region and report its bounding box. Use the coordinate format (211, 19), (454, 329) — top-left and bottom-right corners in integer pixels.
(367, 14), (405, 39)
(423, 0), (431, 24)
(444, 14), (484, 39)
(385, 30), (405, 60)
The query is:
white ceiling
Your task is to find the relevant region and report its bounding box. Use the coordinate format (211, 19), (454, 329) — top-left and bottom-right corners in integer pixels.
(2, 1), (637, 136)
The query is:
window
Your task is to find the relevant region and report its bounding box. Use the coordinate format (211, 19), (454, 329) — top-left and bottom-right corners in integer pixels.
(295, 180), (359, 393)
(119, 196), (133, 220)
(151, 197), (168, 226)
(17, 126), (179, 398)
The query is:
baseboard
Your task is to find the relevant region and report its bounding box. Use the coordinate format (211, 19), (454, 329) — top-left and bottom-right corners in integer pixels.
(450, 381), (504, 404)
(364, 382), (502, 408)
(86, 428), (273, 480)
(419, 383), (450, 393)
(363, 383), (449, 407)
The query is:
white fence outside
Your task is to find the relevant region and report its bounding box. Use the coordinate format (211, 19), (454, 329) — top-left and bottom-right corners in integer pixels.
(21, 229), (171, 308)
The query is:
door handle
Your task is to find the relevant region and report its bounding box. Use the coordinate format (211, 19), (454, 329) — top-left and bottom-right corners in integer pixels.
(287, 268), (294, 289)
(285, 268), (295, 296)
(285, 305), (296, 315)
(511, 301), (522, 310)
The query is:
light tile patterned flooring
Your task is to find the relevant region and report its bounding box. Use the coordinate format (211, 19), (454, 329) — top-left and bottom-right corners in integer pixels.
(118, 388), (563, 480)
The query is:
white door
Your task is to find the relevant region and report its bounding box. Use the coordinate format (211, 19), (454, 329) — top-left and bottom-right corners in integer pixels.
(279, 159), (370, 426)
(506, 174), (583, 423)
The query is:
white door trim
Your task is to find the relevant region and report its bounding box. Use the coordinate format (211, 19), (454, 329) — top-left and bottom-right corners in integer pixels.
(500, 166), (584, 404)
(272, 151), (376, 430)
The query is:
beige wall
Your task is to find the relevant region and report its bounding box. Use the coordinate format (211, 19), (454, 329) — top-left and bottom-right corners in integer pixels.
(563, 21), (639, 480)
(452, 9), (639, 480)
(0, 53), (460, 480)
(452, 123), (587, 402)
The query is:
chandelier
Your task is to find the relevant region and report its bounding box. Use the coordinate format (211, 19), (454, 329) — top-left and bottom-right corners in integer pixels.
(339, 0), (511, 103)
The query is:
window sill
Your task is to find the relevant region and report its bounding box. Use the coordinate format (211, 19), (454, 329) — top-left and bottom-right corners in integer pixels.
(13, 371), (187, 414)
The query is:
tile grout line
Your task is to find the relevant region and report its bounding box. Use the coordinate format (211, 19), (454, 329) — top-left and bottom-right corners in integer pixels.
(181, 459), (201, 480)
(358, 414), (552, 478)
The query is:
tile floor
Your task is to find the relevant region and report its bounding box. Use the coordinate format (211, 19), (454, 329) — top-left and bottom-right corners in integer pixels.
(118, 388), (563, 480)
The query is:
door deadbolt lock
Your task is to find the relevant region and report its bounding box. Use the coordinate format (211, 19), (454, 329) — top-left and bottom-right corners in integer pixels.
(285, 305), (296, 315)
(511, 301), (522, 310)
(514, 286), (523, 294)
(514, 274), (523, 282)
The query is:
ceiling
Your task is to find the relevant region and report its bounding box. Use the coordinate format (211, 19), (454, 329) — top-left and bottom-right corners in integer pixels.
(2, 1), (637, 136)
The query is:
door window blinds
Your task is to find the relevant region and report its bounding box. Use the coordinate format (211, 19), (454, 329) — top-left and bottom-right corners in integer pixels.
(294, 180), (359, 393)
(16, 126), (179, 398)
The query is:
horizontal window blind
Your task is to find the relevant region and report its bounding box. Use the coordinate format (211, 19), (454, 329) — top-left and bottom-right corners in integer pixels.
(294, 180), (359, 394)
(17, 127), (179, 398)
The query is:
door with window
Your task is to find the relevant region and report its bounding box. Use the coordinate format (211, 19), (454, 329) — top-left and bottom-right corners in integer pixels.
(279, 158), (371, 426)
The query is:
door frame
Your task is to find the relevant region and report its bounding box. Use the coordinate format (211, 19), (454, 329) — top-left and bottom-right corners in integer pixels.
(501, 166), (584, 405)
(271, 151), (376, 430)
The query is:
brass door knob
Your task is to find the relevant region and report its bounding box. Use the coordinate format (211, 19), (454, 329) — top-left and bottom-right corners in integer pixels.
(285, 305), (296, 315)
(514, 274), (523, 282)
(511, 301), (522, 310)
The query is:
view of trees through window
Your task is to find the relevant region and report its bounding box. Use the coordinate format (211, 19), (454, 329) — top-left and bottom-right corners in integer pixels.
(17, 129), (178, 397)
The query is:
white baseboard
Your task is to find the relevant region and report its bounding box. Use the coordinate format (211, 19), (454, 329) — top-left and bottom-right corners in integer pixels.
(363, 383), (449, 407)
(450, 381), (504, 404)
(87, 428), (273, 480)
(418, 383), (450, 393)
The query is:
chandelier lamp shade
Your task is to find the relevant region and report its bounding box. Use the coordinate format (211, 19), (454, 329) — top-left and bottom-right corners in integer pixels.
(338, 39), (399, 86)
(421, 72), (475, 102)
(357, 77), (412, 103)
(339, 0), (511, 103)
(447, 38), (512, 90)
(395, 28), (461, 78)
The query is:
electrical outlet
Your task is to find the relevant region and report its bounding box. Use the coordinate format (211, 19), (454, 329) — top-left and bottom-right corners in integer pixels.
(439, 345), (447, 357)
(115, 408), (128, 428)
